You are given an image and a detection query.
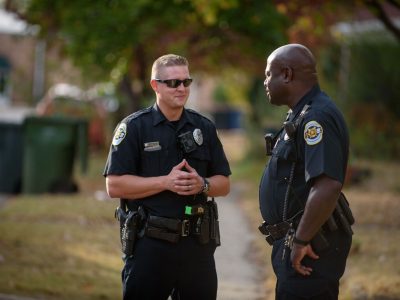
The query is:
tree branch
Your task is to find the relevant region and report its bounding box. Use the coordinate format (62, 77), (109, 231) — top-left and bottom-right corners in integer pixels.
(364, 0), (400, 42)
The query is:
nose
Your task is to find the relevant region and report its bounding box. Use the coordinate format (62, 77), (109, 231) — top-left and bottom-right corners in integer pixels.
(176, 82), (186, 90)
(264, 79), (268, 87)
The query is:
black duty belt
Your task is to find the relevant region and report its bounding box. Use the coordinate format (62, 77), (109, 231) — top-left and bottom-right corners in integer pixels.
(258, 210), (303, 245)
(138, 200), (221, 246)
(144, 215), (201, 243)
(258, 221), (291, 245)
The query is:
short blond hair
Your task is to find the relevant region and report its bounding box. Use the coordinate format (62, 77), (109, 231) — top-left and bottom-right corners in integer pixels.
(151, 54), (189, 79)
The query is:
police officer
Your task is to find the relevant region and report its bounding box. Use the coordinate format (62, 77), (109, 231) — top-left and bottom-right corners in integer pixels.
(104, 54), (231, 300)
(259, 44), (352, 299)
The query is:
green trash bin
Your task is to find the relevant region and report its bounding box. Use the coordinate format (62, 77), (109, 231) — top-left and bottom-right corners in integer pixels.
(22, 116), (88, 194)
(0, 121), (24, 193)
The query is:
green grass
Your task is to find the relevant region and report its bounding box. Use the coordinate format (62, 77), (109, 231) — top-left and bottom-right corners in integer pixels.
(0, 160), (124, 300)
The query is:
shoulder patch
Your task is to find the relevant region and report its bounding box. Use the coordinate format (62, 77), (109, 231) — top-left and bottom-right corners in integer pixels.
(304, 120), (323, 145)
(112, 123), (127, 146)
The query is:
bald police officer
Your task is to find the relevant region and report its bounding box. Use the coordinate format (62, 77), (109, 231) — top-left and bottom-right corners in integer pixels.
(259, 44), (353, 299)
(104, 54), (231, 300)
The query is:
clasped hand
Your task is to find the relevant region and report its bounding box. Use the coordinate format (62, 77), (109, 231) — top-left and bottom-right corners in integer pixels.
(167, 159), (203, 195)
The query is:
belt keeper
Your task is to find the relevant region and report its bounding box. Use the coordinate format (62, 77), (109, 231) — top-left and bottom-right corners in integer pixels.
(181, 219), (190, 236)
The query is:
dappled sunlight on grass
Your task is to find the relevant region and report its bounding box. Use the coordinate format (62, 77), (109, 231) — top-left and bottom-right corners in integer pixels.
(64, 243), (123, 274)
(0, 191), (123, 299)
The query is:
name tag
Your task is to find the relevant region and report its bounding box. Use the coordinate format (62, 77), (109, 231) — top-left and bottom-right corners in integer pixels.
(144, 141), (162, 152)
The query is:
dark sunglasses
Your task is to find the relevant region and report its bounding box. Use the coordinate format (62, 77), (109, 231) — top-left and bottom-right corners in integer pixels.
(155, 78), (193, 88)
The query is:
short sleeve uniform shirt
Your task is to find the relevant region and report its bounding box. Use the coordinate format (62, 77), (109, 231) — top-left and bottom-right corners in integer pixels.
(259, 85), (349, 225)
(104, 104), (231, 219)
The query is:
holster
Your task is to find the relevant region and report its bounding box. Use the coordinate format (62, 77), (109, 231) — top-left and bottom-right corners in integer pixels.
(115, 206), (140, 256)
(258, 221), (291, 245)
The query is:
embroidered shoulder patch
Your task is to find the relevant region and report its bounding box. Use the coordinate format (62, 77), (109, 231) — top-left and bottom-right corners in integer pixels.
(112, 123), (127, 146)
(304, 121), (323, 145)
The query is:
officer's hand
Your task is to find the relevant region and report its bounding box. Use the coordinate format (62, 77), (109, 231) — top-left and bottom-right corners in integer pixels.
(290, 243), (319, 276)
(181, 161), (203, 194)
(169, 160), (202, 195)
(166, 160), (190, 193)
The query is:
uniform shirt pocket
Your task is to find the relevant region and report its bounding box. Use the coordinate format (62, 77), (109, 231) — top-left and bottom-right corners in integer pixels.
(185, 147), (210, 176)
(141, 148), (168, 177)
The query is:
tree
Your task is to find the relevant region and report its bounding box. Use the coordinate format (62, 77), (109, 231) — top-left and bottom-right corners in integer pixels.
(5, 0), (288, 113)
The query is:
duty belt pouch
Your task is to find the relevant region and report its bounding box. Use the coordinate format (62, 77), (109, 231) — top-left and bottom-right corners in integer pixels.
(198, 205), (210, 245)
(208, 198), (221, 246)
(145, 216), (180, 243)
(311, 229), (329, 252)
(333, 192), (355, 236)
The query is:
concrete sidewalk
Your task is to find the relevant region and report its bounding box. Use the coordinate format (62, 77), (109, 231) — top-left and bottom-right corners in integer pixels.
(215, 186), (267, 300)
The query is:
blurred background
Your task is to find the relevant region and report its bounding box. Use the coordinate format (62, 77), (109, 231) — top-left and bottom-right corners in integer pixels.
(0, 0), (399, 299)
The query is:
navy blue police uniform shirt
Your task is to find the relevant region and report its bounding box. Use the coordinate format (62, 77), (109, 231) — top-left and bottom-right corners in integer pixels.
(104, 104), (231, 219)
(259, 85), (349, 225)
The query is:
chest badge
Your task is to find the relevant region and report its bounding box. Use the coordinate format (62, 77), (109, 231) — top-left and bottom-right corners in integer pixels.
(193, 128), (203, 146)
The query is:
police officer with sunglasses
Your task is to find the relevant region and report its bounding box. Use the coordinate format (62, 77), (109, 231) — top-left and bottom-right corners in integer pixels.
(104, 54), (231, 299)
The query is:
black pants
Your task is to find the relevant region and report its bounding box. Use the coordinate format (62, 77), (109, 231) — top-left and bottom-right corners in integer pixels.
(272, 230), (352, 300)
(122, 235), (217, 300)
(275, 280), (338, 300)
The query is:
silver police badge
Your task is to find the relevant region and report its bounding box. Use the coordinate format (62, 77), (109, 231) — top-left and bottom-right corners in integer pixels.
(193, 128), (203, 146)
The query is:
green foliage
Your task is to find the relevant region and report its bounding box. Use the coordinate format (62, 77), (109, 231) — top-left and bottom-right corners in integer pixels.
(318, 43), (342, 101)
(24, 0), (287, 80)
(317, 38), (400, 160)
(346, 41), (400, 159)
(347, 41), (400, 114)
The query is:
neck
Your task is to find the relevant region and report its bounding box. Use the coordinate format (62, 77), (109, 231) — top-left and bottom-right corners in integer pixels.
(288, 82), (316, 109)
(157, 103), (183, 121)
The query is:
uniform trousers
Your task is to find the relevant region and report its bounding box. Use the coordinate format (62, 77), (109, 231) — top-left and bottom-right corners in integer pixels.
(272, 229), (352, 300)
(122, 235), (217, 300)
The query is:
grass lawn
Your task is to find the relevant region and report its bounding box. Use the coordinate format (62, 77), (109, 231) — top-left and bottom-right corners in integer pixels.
(0, 152), (123, 300)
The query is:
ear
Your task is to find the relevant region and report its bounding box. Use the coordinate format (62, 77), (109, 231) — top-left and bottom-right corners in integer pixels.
(150, 79), (158, 92)
(282, 66), (293, 83)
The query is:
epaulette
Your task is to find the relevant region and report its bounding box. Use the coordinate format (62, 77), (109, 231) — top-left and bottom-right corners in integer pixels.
(295, 104), (311, 127)
(125, 106), (153, 122)
(185, 108), (214, 123)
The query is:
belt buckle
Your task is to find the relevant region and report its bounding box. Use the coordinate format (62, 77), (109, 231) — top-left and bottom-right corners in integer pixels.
(181, 219), (190, 236)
